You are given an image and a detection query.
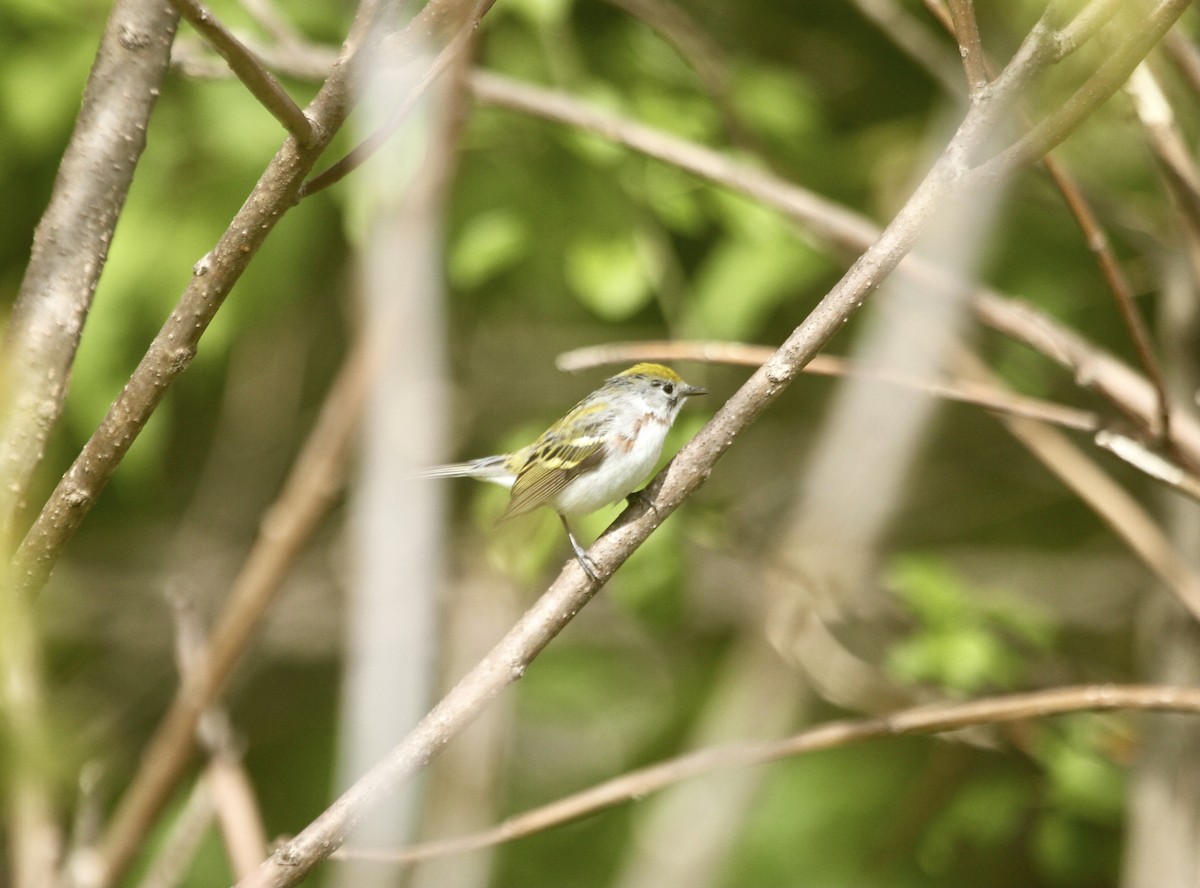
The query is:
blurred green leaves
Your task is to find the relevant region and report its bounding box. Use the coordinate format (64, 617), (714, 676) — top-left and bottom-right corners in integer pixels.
(2, 0), (1186, 886)
(449, 209), (532, 289)
(565, 231), (658, 319)
(886, 555), (1056, 694)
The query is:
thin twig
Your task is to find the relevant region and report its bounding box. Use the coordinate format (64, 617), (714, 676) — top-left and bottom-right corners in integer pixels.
(168, 592), (268, 879)
(94, 338), (373, 888)
(1128, 64), (1200, 250)
(298, 0), (497, 199)
(466, 71), (1200, 464)
(0, 0), (180, 547)
(973, 0), (1191, 181)
(167, 0), (315, 143)
(1163, 30), (1200, 100)
(6, 0), (385, 603)
(947, 0), (989, 95)
(174, 34), (339, 81)
(332, 684), (1200, 865)
(924, 2), (1177, 448)
(237, 0), (306, 49)
(557, 341), (1102, 433)
(1096, 431), (1200, 501)
(240, 13), (1103, 886)
(955, 350), (1200, 610)
(130, 780), (215, 888)
(1054, 0), (1128, 58)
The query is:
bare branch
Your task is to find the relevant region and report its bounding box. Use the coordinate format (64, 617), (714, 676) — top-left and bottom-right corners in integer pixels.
(0, 5), (181, 884)
(83, 10), (490, 885)
(1054, 0), (1128, 58)
(6, 0), (386, 602)
(557, 340), (1103, 433)
(333, 684), (1200, 866)
(1096, 431), (1200, 501)
(974, 0), (1190, 181)
(174, 34), (339, 82)
(238, 0), (307, 49)
(1046, 152), (1176, 444)
(954, 351), (1200, 613)
(168, 592), (267, 879)
(0, 0), (180, 546)
(922, 0), (1177, 452)
(299, 0), (496, 198)
(1128, 63), (1200, 251)
(238, 14), (1106, 885)
(947, 0), (989, 94)
(1163, 29), (1200, 100)
(130, 780), (215, 888)
(167, 0), (315, 143)
(93, 338), (373, 888)
(467, 72), (1200, 464)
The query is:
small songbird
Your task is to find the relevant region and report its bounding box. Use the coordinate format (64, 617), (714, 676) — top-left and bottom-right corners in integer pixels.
(419, 363), (706, 579)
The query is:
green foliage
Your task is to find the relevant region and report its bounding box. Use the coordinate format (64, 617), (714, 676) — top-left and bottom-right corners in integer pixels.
(2, 0), (1189, 886)
(448, 208), (532, 289)
(886, 555), (1056, 694)
(916, 772), (1033, 877)
(565, 230), (659, 319)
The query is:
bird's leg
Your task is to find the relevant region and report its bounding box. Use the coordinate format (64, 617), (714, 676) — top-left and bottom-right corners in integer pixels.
(559, 514), (599, 581)
(625, 486), (660, 519)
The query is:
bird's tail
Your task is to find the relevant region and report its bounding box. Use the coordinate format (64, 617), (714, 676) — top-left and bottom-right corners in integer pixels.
(412, 454), (514, 485)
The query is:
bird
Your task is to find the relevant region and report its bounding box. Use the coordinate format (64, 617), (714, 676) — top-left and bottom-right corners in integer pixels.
(419, 363), (706, 579)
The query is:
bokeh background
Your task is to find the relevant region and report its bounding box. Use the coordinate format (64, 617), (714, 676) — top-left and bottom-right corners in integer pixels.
(3, 0), (1199, 886)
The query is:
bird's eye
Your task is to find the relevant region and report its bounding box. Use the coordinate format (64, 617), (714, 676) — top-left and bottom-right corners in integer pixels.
(662, 382), (675, 395)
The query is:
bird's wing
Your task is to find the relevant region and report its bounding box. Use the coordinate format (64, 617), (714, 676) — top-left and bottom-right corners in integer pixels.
(500, 405), (606, 521)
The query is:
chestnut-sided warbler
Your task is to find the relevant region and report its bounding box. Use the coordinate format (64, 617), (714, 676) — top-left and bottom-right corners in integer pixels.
(420, 363), (706, 579)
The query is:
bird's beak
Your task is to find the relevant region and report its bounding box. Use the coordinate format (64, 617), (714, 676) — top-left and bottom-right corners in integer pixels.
(682, 383), (707, 398)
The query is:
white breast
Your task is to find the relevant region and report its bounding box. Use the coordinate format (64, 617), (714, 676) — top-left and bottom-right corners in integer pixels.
(552, 414), (672, 516)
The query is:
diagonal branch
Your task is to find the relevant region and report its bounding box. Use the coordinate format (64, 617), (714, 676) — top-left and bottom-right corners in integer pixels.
(298, 0), (496, 199)
(467, 71), (1200, 464)
(0, 3), (180, 885)
(333, 683), (1200, 866)
(5, 0), (387, 603)
(558, 340), (1104, 433)
(91, 338), (371, 888)
(0, 0), (181, 547)
(167, 0), (315, 143)
(972, 0), (1191, 181)
(921, 0), (1178, 454)
(240, 13), (1103, 887)
(947, 0), (988, 94)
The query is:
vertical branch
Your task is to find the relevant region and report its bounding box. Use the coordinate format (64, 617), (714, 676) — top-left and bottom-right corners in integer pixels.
(1045, 156), (1175, 444)
(5, 0), (384, 602)
(924, 1), (1178, 449)
(0, 585), (58, 888)
(93, 338), (372, 888)
(236, 16), (1080, 888)
(0, 3), (180, 886)
(947, 0), (989, 94)
(0, 0), (180, 545)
